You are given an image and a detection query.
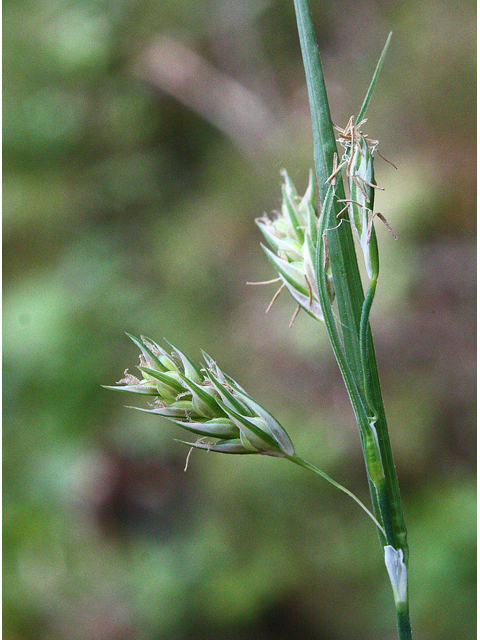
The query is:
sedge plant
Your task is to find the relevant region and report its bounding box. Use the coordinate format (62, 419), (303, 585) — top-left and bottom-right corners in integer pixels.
(106, 2), (413, 638)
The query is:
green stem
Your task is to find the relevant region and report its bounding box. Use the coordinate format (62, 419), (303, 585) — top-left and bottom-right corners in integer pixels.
(376, 479), (395, 546)
(292, 1), (412, 637)
(355, 30), (410, 564)
(358, 229), (401, 549)
(397, 610), (413, 640)
(286, 454), (386, 537)
(317, 181), (386, 544)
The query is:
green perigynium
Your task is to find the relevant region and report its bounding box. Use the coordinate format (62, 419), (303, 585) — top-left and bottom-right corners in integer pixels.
(256, 169), (334, 322)
(105, 334), (295, 457)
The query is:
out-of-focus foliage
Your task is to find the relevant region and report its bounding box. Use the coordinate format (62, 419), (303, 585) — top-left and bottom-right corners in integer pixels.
(4, 0), (475, 639)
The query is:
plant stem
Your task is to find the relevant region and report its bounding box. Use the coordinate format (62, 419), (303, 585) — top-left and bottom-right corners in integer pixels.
(286, 454), (386, 537)
(292, 1), (412, 637)
(397, 610), (413, 640)
(359, 229), (379, 415)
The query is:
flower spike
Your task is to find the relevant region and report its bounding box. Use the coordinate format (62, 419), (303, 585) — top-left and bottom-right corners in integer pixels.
(105, 336), (296, 457)
(256, 170), (334, 323)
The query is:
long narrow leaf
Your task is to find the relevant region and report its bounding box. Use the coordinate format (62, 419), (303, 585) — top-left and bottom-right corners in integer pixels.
(293, 0), (366, 388)
(292, 0), (338, 201)
(357, 32), (392, 124)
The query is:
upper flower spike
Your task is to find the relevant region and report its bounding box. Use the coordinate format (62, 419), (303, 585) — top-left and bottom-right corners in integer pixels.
(255, 170), (334, 322)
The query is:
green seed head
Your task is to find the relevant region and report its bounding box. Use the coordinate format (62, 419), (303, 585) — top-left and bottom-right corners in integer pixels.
(106, 336), (295, 458)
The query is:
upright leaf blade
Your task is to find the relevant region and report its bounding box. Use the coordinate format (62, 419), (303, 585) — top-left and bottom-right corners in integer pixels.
(293, 0), (366, 392)
(292, 0), (338, 202)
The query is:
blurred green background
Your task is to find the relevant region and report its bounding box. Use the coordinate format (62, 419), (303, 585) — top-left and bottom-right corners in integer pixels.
(3, 0), (475, 639)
